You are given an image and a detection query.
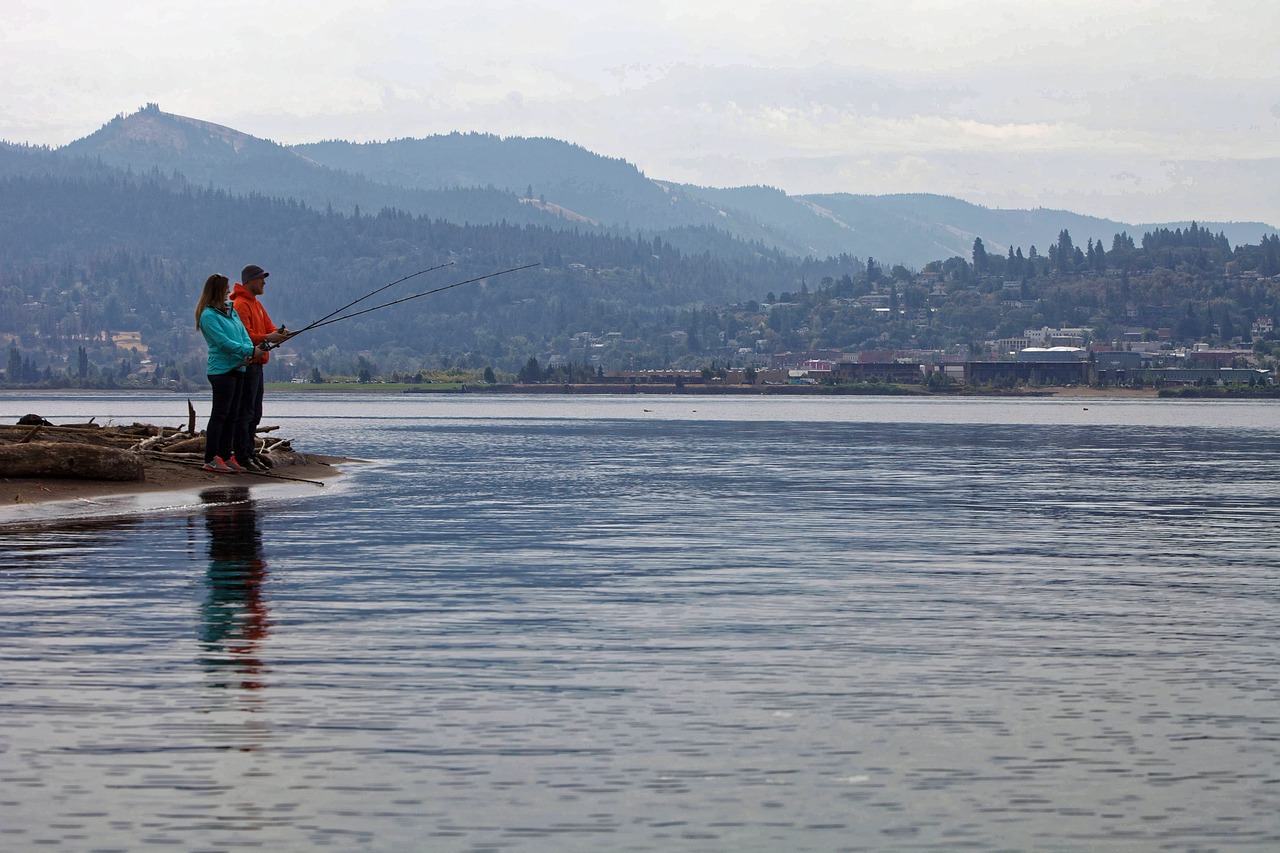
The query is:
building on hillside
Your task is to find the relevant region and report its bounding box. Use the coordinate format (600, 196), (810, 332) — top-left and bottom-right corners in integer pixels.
(1025, 326), (1090, 347)
(1185, 347), (1251, 369)
(994, 338), (1030, 354)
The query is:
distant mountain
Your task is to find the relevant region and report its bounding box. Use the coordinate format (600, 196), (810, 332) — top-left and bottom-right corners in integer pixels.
(294, 134), (723, 232)
(53, 105), (1278, 268)
(293, 132), (1279, 265)
(60, 104), (554, 228)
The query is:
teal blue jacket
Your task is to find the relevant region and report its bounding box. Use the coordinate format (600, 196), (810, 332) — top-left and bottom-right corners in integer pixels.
(200, 304), (255, 375)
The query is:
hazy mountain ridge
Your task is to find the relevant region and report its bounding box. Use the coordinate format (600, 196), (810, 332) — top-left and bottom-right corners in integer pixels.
(42, 105), (1280, 266)
(60, 105), (555, 229)
(293, 134), (735, 236)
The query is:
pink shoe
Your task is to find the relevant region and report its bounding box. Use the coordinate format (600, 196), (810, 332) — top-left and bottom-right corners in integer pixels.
(202, 456), (237, 474)
(226, 455), (247, 473)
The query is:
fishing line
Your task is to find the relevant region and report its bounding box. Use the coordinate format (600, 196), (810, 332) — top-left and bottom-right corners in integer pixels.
(298, 262), (541, 334)
(292, 261), (456, 335)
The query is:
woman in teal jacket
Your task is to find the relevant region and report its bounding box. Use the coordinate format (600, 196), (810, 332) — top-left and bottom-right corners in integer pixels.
(196, 274), (265, 472)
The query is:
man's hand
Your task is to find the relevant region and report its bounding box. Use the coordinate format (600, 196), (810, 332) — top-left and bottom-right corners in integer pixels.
(264, 330), (290, 344)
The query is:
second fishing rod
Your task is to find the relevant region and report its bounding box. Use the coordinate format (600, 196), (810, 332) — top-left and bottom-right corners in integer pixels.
(289, 260), (456, 336)
(239, 261), (451, 365)
(263, 261), (541, 351)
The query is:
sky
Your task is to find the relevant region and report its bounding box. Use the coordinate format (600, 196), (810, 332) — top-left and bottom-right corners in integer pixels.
(3, 0), (1279, 228)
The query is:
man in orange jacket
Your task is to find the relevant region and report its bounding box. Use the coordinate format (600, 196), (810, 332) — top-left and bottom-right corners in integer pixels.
(231, 264), (292, 472)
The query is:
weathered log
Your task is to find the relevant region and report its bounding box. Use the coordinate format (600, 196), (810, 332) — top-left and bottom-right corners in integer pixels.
(160, 436), (207, 454)
(147, 451), (203, 463)
(133, 434), (168, 451)
(0, 424), (105, 434)
(3, 430), (138, 450)
(0, 441), (146, 481)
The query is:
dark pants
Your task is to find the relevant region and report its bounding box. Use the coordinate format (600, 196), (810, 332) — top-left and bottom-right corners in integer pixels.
(206, 370), (245, 463)
(237, 362), (265, 461)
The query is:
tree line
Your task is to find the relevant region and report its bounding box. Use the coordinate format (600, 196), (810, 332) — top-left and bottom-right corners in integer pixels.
(2, 143), (1279, 388)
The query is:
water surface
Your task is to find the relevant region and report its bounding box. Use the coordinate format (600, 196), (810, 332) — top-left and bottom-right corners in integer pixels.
(2, 393), (1278, 851)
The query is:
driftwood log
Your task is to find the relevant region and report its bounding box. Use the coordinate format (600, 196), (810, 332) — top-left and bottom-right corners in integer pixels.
(159, 436), (208, 454)
(0, 441), (146, 481)
(1, 416), (304, 481)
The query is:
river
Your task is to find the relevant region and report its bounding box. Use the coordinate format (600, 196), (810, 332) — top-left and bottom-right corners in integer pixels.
(1, 392), (1277, 851)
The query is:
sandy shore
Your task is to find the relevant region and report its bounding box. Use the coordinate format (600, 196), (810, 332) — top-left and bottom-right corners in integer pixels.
(3, 454), (346, 504)
(0, 452), (352, 528)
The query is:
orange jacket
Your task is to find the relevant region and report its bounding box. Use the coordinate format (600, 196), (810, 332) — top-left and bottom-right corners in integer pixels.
(230, 283), (278, 364)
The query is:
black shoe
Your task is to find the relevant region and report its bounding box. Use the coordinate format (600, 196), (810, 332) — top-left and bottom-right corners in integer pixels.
(246, 457), (270, 473)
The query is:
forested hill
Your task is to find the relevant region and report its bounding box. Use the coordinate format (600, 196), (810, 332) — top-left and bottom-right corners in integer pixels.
(58, 106), (555, 229)
(0, 141), (827, 380)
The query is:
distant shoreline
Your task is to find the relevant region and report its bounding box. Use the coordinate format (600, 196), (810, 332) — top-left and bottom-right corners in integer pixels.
(275, 382), (1178, 399)
(5, 384), (1275, 401)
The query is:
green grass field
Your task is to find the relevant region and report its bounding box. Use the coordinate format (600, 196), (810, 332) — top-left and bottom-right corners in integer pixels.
(266, 382), (466, 393)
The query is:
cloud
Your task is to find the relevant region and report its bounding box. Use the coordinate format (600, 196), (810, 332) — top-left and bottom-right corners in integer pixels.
(2, 0), (1278, 224)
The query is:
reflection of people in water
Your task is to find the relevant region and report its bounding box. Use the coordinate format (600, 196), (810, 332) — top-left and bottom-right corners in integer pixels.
(199, 486), (270, 690)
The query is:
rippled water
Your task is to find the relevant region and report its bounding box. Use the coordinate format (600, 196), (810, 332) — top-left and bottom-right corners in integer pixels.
(2, 393), (1278, 851)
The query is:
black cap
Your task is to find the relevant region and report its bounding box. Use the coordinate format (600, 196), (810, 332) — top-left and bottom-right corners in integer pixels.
(241, 264), (269, 282)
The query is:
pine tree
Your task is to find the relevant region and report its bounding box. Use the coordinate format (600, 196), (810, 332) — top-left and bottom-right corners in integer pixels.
(972, 237), (989, 274)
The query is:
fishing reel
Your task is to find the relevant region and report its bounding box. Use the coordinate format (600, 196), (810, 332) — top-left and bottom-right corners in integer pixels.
(260, 326), (288, 353)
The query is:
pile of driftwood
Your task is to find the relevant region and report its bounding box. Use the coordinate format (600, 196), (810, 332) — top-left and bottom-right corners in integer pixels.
(0, 409), (301, 482)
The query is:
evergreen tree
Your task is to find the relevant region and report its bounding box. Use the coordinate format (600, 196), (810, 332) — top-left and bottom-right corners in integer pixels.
(517, 356), (542, 383)
(1262, 234), (1279, 277)
(972, 237), (989, 274)
(866, 257), (881, 286)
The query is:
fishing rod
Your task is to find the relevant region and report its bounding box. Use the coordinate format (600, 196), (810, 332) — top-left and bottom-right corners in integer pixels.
(291, 261), (456, 335)
(296, 262), (541, 335)
(150, 453), (326, 487)
(236, 264), (454, 367)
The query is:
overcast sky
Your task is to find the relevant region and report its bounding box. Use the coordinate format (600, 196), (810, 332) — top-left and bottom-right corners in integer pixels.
(3, 0), (1278, 227)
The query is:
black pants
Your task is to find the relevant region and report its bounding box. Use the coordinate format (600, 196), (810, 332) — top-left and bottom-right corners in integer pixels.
(237, 362), (265, 460)
(206, 370), (245, 463)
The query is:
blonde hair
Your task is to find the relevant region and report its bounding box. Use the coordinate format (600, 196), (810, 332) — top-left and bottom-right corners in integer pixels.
(195, 274), (230, 329)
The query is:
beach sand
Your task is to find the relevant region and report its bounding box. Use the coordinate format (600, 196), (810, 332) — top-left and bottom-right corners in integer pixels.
(0, 451), (352, 527)
(3, 454), (345, 504)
